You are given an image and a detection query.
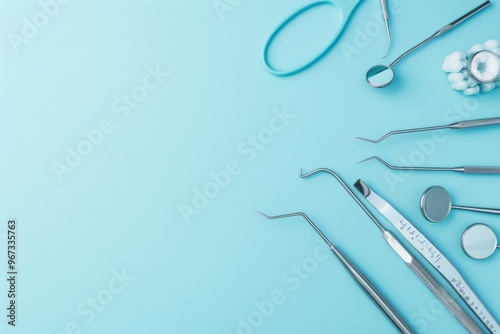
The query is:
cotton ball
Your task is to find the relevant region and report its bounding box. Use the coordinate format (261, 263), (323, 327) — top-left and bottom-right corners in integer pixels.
(451, 80), (468, 90)
(463, 86), (480, 95)
(483, 39), (500, 51)
(461, 70), (470, 80)
(480, 82), (496, 93)
(492, 48), (500, 56)
(442, 58), (465, 72)
(444, 51), (465, 63)
(467, 78), (478, 88)
(448, 72), (464, 83)
(466, 44), (485, 58)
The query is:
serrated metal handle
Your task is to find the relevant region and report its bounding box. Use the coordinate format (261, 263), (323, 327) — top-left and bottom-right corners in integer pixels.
(463, 166), (500, 174)
(408, 259), (483, 334)
(452, 117), (500, 129)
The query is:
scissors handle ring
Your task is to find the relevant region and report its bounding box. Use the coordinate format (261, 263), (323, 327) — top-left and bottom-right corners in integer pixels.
(262, 0), (357, 77)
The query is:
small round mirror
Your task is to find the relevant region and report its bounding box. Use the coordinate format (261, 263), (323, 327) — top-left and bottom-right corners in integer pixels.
(467, 50), (500, 83)
(420, 186), (451, 223)
(366, 65), (394, 88)
(461, 223), (498, 260)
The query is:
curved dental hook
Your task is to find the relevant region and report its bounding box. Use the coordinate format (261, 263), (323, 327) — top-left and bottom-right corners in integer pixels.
(255, 210), (332, 247)
(356, 125), (450, 143)
(356, 132), (397, 143)
(357, 156), (395, 169)
(357, 156), (462, 172)
(299, 168), (385, 231)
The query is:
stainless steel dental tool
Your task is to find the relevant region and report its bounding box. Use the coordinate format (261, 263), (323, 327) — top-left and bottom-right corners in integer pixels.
(355, 179), (499, 333)
(462, 223), (500, 260)
(380, 0), (391, 58)
(366, 1), (491, 88)
(300, 168), (483, 334)
(358, 156), (500, 175)
(256, 211), (414, 334)
(357, 117), (500, 143)
(420, 186), (500, 223)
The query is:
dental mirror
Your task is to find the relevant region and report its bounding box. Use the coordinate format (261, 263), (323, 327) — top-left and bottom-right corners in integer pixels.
(420, 186), (451, 222)
(420, 186), (500, 222)
(467, 50), (500, 83)
(366, 65), (394, 88)
(461, 223), (498, 260)
(366, 1), (490, 88)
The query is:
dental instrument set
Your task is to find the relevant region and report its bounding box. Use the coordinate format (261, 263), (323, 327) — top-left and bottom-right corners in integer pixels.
(257, 1), (500, 332)
(355, 179), (499, 333)
(443, 39), (500, 95)
(299, 168), (483, 333)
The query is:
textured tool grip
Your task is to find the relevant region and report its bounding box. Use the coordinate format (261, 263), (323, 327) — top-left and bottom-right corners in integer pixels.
(454, 117), (500, 129)
(331, 246), (414, 334)
(407, 259), (483, 334)
(463, 166), (500, 174)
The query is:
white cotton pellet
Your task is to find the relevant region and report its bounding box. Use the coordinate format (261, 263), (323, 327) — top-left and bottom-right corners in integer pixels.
(442, 58), (465, 72)
(461, 70), (469, 80)
(467, 77), (478, 88)
(451, 80), (468, 90)
(448, 72), (464, 83)
(484, 39), (500, 50)
(466, 44), (485, 58)
(480, 82), (496, 93)
(463, 85), (480, 95)
(444, 51), (465, 63)
(492, 48), (500, 56)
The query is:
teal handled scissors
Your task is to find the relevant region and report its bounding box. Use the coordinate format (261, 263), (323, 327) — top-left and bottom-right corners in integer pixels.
(262, 0), (365, 76)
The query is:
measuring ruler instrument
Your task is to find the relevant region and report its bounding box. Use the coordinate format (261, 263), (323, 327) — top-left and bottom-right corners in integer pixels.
(355, 179), (499, 333)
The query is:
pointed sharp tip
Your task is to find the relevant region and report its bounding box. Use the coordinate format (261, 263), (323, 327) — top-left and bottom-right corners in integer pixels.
(356, 137), (378, 143)
(254, 210), (268, 218)
(357, 156), (376, 164)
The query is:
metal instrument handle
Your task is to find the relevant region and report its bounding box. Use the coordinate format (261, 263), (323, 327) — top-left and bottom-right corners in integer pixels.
(330, 245), (414, 334)
(380, 0), (389, 19)
(452, 204), (500, 215)
(407, 258), (483, 334)
(451, 117), (500, 129)
(382, 230), (483, 334)
(389, 1), (490, 68)
(463, 166), (500, 174)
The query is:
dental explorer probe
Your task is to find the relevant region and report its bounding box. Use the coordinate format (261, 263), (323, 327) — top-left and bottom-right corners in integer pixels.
(359, 156), (500, 175)
(381, 0), (391, 58)
(256, 211), (414, 334)
(357, 117), (500, 143)
(300, 168), (483, 334)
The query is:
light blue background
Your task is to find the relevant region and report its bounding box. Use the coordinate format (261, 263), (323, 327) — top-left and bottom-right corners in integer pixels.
(1, 0), (500, 333)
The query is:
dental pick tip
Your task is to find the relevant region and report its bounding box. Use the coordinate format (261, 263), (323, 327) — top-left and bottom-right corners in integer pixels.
(356, 136), (381, 143)
(382, 20), (391, 58)
(357, 156), (393, 169)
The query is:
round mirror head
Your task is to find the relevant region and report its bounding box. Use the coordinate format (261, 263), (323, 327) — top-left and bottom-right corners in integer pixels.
(366, 65), (394, 88)
(462, 223), (497, 260)
(468, 50), (500, 83)
(420, 186), (451, 223)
